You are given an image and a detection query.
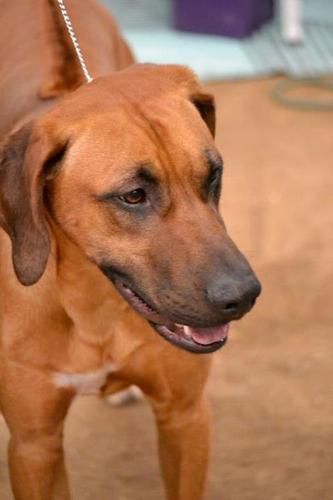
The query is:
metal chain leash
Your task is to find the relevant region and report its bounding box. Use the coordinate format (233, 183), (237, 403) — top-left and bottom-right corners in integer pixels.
(55, 0), (93, 83)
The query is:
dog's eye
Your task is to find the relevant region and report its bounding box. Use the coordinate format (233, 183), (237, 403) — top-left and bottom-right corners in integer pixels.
(207, 167), (222, 203)
(119, 189), (146, 205)
(210, 167), (221, 186)
(210, 168), (221, 192)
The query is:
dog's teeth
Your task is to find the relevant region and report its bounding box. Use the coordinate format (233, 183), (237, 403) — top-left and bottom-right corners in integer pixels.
(183, 326), (192, 339)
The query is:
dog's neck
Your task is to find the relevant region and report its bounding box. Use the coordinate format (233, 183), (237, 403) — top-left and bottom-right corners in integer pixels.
(51, 224), (120, 339)
(39, 0), (85, 99)
(50, 222), (147, 361)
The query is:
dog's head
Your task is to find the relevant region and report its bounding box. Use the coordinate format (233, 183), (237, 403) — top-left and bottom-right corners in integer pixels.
(0, 64), (260, 353)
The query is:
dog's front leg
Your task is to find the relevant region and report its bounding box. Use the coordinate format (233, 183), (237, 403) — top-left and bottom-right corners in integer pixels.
(8, 431), (70, 500)
(152, 395), (211, 500)
(144, 350), (212, 500)
(1, 363), (74, 500)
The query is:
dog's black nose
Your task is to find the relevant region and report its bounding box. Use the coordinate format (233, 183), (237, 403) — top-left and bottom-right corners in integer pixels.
(206, 273), (261, 318)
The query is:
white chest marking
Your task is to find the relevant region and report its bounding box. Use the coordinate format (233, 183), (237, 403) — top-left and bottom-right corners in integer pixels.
(54, 364), (116, 395)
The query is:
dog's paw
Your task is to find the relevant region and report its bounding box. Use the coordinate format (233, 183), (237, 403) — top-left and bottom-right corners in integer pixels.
(105, 385), (143, 407)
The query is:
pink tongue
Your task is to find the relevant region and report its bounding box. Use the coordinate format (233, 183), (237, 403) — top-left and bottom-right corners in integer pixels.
(188, 323), (230, 346)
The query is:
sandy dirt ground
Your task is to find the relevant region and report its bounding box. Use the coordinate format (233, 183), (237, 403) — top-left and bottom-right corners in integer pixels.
(0, 77), (332, 499)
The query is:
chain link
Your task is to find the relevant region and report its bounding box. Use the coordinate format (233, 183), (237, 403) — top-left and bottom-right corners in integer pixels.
(55, 0), (93, 83)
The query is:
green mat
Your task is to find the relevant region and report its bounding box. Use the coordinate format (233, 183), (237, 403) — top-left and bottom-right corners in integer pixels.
(102, 0), (333, 81)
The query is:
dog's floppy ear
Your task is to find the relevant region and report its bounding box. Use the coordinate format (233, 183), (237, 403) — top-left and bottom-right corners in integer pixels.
(128, 64), (217, 137)
(0, 122), (63, 286)
(191, 92), (216, 138)
(168, 65), (216, 137)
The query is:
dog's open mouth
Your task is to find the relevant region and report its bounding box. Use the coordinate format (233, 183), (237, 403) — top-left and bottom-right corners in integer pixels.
(114, 280), (229, 354)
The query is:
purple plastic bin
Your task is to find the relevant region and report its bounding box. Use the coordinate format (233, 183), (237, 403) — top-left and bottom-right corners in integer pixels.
(173, 0), (274, 39)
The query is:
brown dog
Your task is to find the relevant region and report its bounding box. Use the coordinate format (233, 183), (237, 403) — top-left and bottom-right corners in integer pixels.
(0, 1), (261, 499)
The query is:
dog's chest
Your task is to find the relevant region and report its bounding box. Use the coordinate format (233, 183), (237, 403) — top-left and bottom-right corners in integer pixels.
(54, 364), (116, 395)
